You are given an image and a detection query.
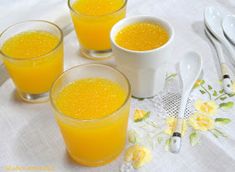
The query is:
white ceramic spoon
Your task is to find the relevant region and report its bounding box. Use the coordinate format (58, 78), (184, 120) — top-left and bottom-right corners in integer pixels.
(205, 28), (234, 94)
(222, 15), (235, 45)
(204, 7), (235, 64)
(170, 52), (202, 153)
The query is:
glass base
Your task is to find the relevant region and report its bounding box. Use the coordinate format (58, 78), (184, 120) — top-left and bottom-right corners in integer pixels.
(18, 91), (49, 103)
(68, 148), (122, 167)
(132, 95), (156, 100)
(80, 48), (112, 60)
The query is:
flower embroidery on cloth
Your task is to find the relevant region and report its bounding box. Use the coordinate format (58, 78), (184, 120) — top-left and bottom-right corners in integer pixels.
(194, 99), (218, 115)
(164, 117), (187, 136)
(124, 145), (152, 169)
(121, 79), (233, 170)
(189, 113), (215, 131)
(134, 109), (150, 122)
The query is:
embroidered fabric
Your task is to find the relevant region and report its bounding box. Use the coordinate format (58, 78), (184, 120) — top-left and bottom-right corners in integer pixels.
(131, 76), (196, 120)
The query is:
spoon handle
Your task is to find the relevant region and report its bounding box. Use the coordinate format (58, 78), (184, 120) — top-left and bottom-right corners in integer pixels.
(216, 38), (233, 94)
(170, 91), (189, 153)
(221, 64), (233, 94)
(205, 28), (234, 94)
(214, 38), (234, 94)
(223, 38), (235, 65)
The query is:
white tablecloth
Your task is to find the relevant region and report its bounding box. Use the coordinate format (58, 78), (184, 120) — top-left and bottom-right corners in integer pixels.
(1, 0), (235, 171)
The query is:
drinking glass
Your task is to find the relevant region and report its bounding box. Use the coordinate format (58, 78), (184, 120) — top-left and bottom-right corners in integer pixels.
(68, 0), (127, 60)
(50, 64), (131, 166)
(0, 20), (64, 103)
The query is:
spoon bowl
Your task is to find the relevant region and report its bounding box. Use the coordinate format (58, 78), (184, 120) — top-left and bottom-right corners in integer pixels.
(204, 7), (235, 64)
(179, 52), (202, 92)
(204, 7), (224, 39)
(222, 15), (235, 45)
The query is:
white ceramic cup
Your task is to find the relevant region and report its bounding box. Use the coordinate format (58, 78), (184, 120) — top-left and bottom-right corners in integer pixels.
(110, 15), (174, 98)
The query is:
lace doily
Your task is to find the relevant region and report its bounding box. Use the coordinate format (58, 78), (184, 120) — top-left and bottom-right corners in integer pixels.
(131, 75), (196, 119)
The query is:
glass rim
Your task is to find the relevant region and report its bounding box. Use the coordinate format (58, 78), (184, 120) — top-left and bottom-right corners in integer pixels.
(50, 63), (131, 123)
(0, 20), (63, 61)
(68, 0), (128, 18)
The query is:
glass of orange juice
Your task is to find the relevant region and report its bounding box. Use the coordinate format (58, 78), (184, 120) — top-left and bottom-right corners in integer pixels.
(68, 0), (127, 60)
(0, 21), (64, 103)
(50, 64), (131, 166)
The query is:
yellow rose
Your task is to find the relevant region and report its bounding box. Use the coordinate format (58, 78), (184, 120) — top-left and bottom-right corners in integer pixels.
(125, 145), (152, 169)
(134, 109), (150, 122)
(164, 117), (187, 136)
(189, 113), (214, 131)
(193, 80), (204, 89)
(194, 99), (218, 116)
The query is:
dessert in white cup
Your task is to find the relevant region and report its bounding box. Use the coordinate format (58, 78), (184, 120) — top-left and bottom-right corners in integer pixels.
(110, 16), (174, 98)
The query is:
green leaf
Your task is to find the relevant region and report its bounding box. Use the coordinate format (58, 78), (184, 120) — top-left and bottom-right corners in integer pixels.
(210, 130), (219, 138)
(214, 129), (227, 137)
(200, 90), (206, 94)
(144, 111), (151, 119)
(189, 132), (200, 146)
(166, 73), (177, 80)
(208, 85), (213, 90)
(219, 102), (234, 110)
(219, 89), (224, 94)
(228, 94), (235, 97)
(215, 118), (231, 125)
(164, 138), (171, 151)
(145, 120), (158, 128)
(220, 96), (227, 101)
(128, 130), (138, 144)
(218, 80), (222, 85)
(157, 137), (163, 144)
(212, 90), (218, 96)
(210, 129), (227, 138)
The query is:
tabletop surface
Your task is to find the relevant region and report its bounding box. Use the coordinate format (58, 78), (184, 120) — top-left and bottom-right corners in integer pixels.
(1, 0), (235, 172)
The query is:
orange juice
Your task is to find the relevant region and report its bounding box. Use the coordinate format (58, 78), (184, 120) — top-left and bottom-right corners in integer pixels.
(70, 0), (126, 51)
(1, 31), (63, 94)
(115, 22), (169, 51)
(54, 78), (130, 166)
